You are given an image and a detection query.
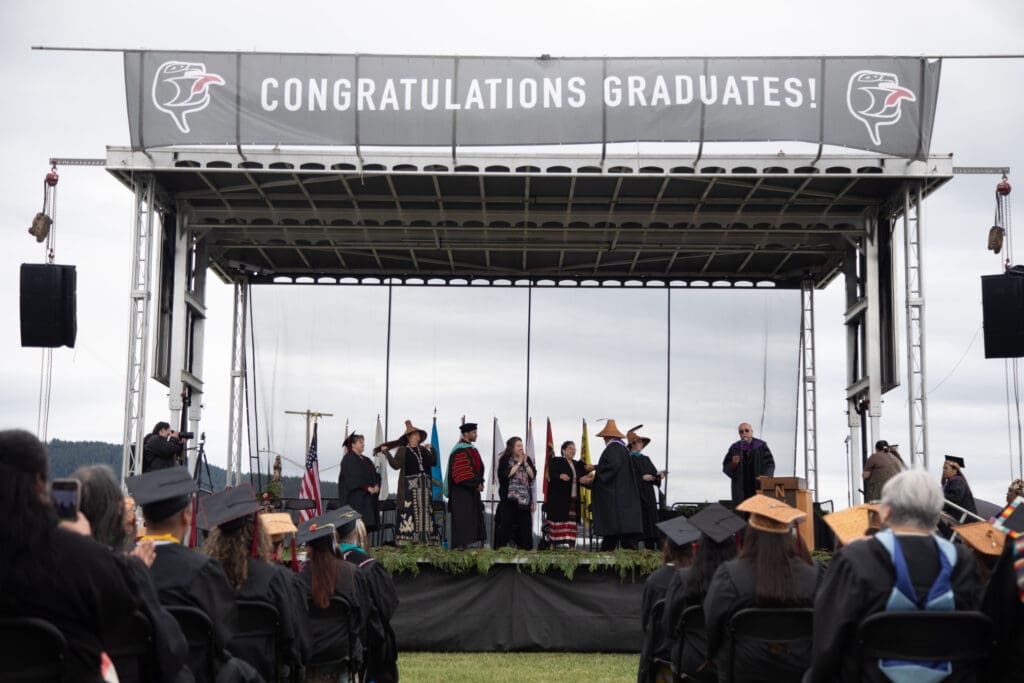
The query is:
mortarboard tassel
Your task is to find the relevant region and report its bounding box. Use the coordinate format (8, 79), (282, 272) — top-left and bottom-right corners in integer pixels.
(290, 535), (299, 572)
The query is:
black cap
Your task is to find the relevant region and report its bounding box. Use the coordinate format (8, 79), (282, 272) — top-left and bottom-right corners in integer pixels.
(196, 484), (258, 532)
(875, 440), (889, 451)
(295, 518), (338, 547)
(945, 455), (966, 468)
(126, 467), (197, 522)
(327, 505), (362, 537)
(460, 423), (478, 433)
(994, 496), (1024, 538)
(656, 515), (700, 547)
(688, 503), (747, 544)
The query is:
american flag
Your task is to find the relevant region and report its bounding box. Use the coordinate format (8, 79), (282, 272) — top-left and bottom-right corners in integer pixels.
(299, 423), (322, 522)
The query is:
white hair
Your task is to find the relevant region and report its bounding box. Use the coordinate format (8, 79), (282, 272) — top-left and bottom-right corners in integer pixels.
(880, 469), (943, 529)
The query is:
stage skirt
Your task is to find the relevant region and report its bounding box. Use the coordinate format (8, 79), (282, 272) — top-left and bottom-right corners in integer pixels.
(396, 472), (440, 546)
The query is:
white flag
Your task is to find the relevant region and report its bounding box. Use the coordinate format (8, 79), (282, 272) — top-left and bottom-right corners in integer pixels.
(374, 414), (389, 501)
(487, 417), (503, 501)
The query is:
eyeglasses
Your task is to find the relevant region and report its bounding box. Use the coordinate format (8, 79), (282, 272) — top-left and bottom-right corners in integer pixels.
(739, 429), (752, 433)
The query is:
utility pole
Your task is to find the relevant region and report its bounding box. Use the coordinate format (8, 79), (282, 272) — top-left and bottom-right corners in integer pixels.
(285, 409), (334, 451)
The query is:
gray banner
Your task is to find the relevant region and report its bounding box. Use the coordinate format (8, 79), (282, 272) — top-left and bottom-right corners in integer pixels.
(125, 52), (941, 159)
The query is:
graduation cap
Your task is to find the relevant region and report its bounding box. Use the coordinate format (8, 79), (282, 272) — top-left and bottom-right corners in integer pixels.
(955, 521), (1006, 557)
(688, 503), (747, 544)
(260, 512), (298, 538)
(824, 505), (875, 546)
(944, 455), (966, 469)
(656, 515), (700, 547)
(993, 495), (1024, 539)
(736, 494), (805, 534)
(126, 467), (197, 522)
(295, 518), (338, 547)
(460, 423), (478, 433)
(196, 484), (259, 532)
(325, 505), (362, 537)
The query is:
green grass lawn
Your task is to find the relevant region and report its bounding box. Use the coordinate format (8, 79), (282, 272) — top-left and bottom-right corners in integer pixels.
(397, 651), (637, 682)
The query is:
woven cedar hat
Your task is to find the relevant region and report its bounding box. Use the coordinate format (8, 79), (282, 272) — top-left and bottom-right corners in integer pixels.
(402, 420), (428, 442)
(955, 521), (1006, 557)
(626, 425), (651, 450)
(260, 512), (298, 538)
(736, 494), (806, 534)
(824, 505), (874, 546)
(595, 419), (626, 439)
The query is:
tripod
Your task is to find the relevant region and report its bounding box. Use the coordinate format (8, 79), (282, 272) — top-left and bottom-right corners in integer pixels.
(191, 432), (215, 494)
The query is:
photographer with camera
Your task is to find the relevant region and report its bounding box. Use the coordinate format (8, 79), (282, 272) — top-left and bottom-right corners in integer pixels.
(142, 421), (192, 472)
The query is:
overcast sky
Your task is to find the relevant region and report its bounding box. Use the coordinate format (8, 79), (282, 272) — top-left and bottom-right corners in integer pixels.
(2, 0), (1024, 511)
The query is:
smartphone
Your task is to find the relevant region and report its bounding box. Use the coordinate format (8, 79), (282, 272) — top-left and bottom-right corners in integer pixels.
(50, 478), (80, 522)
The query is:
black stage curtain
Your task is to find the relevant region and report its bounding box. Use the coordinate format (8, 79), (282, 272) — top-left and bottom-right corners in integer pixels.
(391, 564), (643, 652)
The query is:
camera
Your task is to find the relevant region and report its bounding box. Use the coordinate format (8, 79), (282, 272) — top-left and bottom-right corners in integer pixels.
(177, 431), (195, 440)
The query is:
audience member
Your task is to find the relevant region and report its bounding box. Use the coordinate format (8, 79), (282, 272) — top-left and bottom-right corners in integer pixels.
(806, 469), (980, 682)
(704, 494), (818, 682)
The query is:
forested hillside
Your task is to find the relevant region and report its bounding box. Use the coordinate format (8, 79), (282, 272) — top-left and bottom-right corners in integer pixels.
(46, 439), (339, 498)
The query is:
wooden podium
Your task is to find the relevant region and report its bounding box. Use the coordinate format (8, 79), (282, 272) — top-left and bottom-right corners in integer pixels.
(757, 476), (814, 550)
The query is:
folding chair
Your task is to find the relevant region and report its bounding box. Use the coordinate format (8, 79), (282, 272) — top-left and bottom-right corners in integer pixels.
(105, 609), (155, 683)
(673, 604), (716, 682)
(727, 607), (814, 682)
(308, 595), (361, 682)
(230, 600), (282, 682)
(0, 617), (67, 682)
(856, 610), (993, 677)
(166, 605), (218, 683)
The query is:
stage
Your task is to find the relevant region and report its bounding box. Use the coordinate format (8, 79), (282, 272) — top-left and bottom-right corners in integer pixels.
(389, 557), (649, 653)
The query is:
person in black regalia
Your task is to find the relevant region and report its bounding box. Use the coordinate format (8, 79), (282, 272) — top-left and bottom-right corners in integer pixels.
(722, 422), (775, 507)
(338, 432), (381, 533)
(941, 455), (977, 516)
(638, 514), (699, 683)
(982, 495), (1024, 683)
(704, 494), (819, 683)
(127, 467), (261, 683)
(627, 425), (664, 550)
(337, 511), (399, 683)
(0, 430), (138, 683)
(199, 485), (312, 681)
(582, 419), (643, 550)
(661, 504), (744, 682)
(447, 422), (487, 549)
(542, 440), (589, 548)
(296, 511), (370, 683)
(806, 469), (980, 683)
(379, 419), (439, 546)
(72, 463), (192, 683)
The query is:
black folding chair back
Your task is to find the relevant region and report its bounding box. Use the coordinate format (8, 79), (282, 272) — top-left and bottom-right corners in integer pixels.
(0, 617), (67, 682)
(105, 609), (155, 683)
(308, 595), (360, 677)
(230, 600), (282, 682)
(674, 604), (715, 682)
(857, 610), (994, 665)
(166, 605), (218, 683)
(727, 607), (814, 682)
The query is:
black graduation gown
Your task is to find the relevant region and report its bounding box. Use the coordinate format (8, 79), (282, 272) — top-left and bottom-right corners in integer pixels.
(115, 553), (194, 683)
(722, 438), (775, 505)
(591, 440), (643, 538)
(298, 557), (371, 674)
(149, 543), (261, 683)
(447, 443), (487, 548)
(660, 567), (712, 679)
(942, 475), (978, 516)
(632, 453), (661, 542)
(234, 559), (312, 679)
(703, 556), (819, 683)
(806, 534), (980, 683)
(982, 539), (1024, 682)
(636, 563), (680, 682)
(543, 457), (586, 522)
(1, 528), (138, 683)
(341, 546), (399, 683)
(339, 451), (381, 531)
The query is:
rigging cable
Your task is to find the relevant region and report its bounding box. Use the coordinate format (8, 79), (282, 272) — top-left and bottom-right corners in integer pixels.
(248, 282), (263, 490)
(36, 164), (59, 442)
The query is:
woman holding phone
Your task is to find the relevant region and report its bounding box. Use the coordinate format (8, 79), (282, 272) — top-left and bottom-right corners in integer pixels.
(494, 436), (536, 550)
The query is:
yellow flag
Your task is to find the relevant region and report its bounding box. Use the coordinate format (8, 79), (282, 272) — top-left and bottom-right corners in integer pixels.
(580, 418), (592, 528)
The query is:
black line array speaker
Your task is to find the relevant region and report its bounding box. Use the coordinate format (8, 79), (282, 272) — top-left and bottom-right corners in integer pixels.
(20, 263), (77, 348)
(982, 272), (1024, 359)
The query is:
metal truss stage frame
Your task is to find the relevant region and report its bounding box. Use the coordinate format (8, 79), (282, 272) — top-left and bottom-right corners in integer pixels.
(109, 147), (953, 503)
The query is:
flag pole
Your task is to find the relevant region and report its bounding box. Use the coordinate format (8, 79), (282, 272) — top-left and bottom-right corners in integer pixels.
(525, 283), (532, 439)
(664, 288), (671, 500)
(384, 282), (393, 438)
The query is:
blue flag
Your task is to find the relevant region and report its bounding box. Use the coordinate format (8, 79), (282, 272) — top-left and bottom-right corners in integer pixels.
(430, 417), (444, 501)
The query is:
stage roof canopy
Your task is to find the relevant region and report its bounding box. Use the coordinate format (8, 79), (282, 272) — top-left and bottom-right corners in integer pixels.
(106, 147), (953, 288)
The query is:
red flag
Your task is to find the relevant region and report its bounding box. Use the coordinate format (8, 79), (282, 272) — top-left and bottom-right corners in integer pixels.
(299, 423), (322, 522)
(544, 418), (555, 500)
